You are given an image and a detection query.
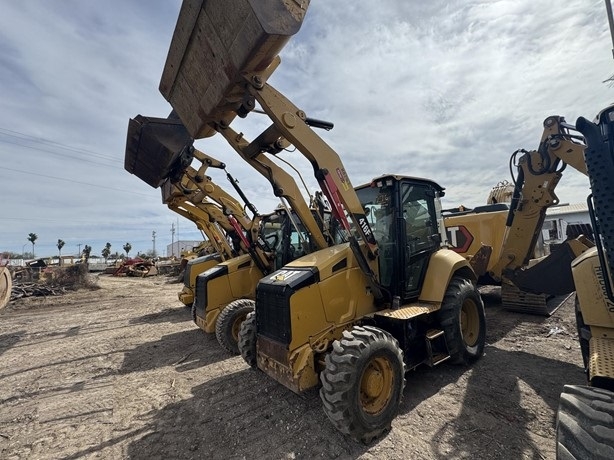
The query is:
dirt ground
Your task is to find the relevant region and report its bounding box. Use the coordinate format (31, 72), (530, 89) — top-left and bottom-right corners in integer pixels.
(0, 275), (585, 459)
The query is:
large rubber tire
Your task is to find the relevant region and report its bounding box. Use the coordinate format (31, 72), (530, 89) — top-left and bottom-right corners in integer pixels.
(191, 303), (197, 324)
(0, 268), (12, 310)
(319, 325), (405, 444)
(556, 385), (614, 459)
(215, 299), (255, 355)
(238, 311), (257, 368)
(575, 297), (591, 373)
(438, 277), (486, 365)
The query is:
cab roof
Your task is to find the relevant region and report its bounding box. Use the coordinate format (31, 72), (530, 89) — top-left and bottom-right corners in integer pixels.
(357, 174), (446, 196)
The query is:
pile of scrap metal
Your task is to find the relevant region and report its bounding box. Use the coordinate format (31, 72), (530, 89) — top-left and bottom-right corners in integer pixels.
(111, 258), (158, 277)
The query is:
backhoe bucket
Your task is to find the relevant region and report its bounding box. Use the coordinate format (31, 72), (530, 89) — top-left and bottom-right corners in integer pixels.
(159, 0), (311, 139)
(0, 266), (12, 310)
(124, 115), (193, 188)
(507, 236), (594, 296)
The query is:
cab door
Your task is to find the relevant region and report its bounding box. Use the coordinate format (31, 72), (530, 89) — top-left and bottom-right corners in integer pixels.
(400, 182), (440, 298)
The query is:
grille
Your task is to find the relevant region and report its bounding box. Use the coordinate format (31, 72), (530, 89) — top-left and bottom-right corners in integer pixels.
(256, 283), (291, 345)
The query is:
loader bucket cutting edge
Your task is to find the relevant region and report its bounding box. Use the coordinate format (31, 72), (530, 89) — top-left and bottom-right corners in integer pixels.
(0, 267), (12, 310)
(124, 115), (194, 188)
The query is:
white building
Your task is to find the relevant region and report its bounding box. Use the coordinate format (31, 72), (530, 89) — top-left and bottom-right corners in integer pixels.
(166, 240), (203, 258)
(543, 203), (592, 247)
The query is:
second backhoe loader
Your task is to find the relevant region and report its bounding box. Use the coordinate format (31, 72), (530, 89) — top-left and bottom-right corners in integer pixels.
(443, 115), (594, 315)
(125, 109), (334, 354)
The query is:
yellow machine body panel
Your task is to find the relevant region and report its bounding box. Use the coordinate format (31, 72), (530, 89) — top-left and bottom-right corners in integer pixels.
(256, 244), (475, 393)
(443, 210), (508, 277)
(193, 254), (265, 332)
(178, 254), (221, 306)
(572, 247), (614, 386)
(573, 248), (614, 333)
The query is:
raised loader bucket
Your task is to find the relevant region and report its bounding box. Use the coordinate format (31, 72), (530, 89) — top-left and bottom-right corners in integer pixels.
(0, 266), (12, 310)
(124, 114), (194, 188)
(160, 0), (311, 139)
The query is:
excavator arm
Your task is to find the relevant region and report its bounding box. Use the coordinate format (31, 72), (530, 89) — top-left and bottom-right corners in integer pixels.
(488, 115), (593, 297)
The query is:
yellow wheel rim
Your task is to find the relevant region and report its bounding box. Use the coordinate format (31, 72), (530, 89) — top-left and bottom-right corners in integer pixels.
(359, 356), (394, 415)
(460, 298), (480, 347)
(231, 313), (248, 342)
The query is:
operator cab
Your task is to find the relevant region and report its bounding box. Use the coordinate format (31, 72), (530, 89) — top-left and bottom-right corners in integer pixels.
(259, 208), (332, 271)
(356, 175), (445, 300)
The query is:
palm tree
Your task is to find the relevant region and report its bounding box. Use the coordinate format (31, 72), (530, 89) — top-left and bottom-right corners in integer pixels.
(101, 244), (111, 263)
(83, 245), (92, 262)
(123, 243), (132, 257)
(27, 233), (38, 258)
(57, 239), (65, 265)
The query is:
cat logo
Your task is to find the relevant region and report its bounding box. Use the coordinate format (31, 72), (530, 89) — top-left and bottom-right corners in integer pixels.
(273, 270), (301, 282)
(446, 225), (474, 253)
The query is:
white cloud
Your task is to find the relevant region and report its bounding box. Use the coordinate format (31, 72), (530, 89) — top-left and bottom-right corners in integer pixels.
(0, 0), (611, 257)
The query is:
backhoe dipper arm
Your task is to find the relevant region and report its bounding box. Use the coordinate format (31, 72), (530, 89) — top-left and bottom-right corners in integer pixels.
(489, 115), (589, 287)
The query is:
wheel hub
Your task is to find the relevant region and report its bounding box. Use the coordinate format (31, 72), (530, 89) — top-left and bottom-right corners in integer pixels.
(360, 357), (394, 415)
(461, 299), (479, 347)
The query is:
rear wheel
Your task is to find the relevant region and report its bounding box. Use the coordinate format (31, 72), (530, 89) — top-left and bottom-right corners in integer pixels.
(238, 311), (257, 368)
(320, 325), (405, 443)
(215, 299), (254, 354)
(438, 276), (486, 364)
(556, 385), (614, 459)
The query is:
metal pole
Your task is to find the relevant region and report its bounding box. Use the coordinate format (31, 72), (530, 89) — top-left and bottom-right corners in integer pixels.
(606, 0), (614, 58)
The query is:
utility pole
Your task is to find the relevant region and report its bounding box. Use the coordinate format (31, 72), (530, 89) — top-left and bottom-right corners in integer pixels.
(152, 231), (157, 257)
(77, 243), (82, 258)
(171, 222), (175, 257)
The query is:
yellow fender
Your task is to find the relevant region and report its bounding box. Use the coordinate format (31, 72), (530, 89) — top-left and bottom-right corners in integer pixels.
(419, 249), (477, 303)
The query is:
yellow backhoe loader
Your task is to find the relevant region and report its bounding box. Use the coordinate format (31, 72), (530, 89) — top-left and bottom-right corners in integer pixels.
(443, 116), (594, 315)
(126, 110), (334, 354)
(126, 113), (259, 311)
(159, 0), (483, 442)
(152, 0), (614, 447)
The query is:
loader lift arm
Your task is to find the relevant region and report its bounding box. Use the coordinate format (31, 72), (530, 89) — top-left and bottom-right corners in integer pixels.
(162, 177), (238, 260)
(215, 71), (385, 301)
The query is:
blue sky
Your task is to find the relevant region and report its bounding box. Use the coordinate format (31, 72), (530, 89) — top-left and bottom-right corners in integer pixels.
(1, 0), (613, 258)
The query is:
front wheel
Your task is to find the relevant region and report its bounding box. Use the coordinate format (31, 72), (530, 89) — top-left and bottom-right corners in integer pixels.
(319, 325), (405, 443)
(238, 311), (257, 368)
(438, 276), (486, 365)
(215, 299), (254, 354)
